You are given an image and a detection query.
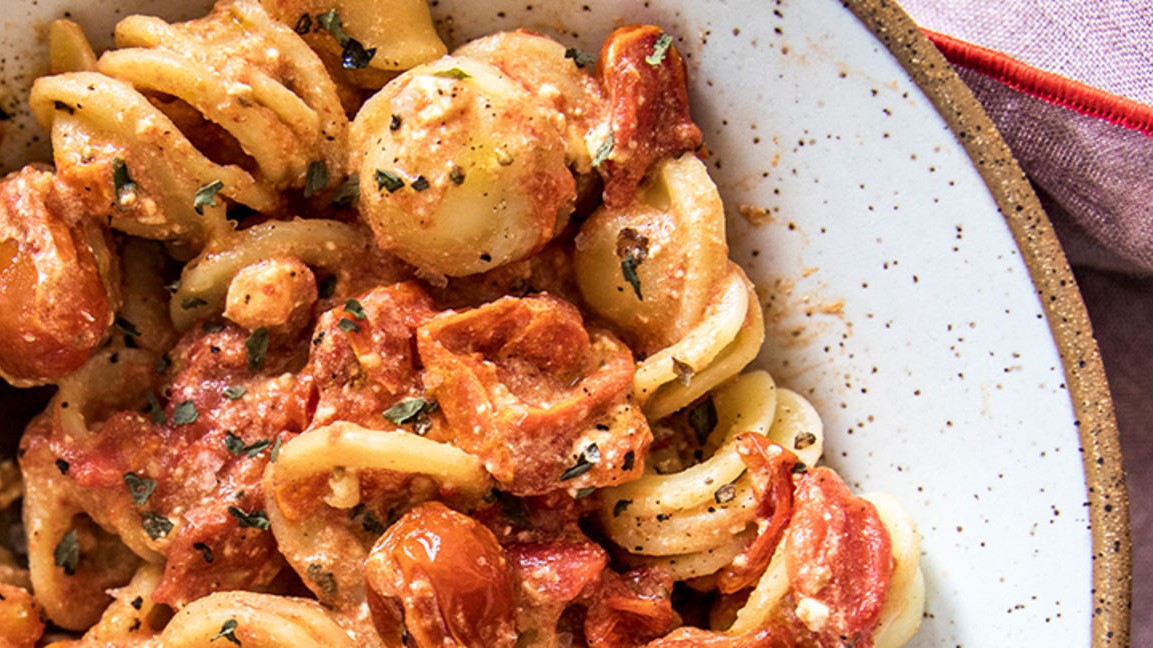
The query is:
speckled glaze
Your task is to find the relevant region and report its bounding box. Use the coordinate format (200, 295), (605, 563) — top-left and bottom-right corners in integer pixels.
(0, 0), (1129, 646)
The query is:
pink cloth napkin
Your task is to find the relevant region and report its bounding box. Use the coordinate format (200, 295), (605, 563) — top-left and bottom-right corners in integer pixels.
(898, 0), (1151, 643)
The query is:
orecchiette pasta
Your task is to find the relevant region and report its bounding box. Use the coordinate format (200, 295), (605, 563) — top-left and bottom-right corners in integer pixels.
(0, 2), (924, 647)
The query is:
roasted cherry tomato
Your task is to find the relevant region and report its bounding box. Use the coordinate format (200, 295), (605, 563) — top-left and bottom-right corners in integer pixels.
(366, 502), (518, 647)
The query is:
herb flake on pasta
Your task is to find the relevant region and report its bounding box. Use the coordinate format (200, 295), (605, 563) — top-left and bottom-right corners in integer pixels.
(193, 179), (224, 214)
(646, 32), (673, 66)
(245, 327), (270, 371)
(228, 506), (271, 530)
(375, 169), (405, 193)
(211, 618), (241, 645)
(54, 529), (79, 575)
(124, 472), (157, 505)
(142, 512), (174, 540)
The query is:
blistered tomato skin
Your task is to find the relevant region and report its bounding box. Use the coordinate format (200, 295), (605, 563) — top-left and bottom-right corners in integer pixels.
(365, 502), (518, 648)
(0, 166), (119, 386)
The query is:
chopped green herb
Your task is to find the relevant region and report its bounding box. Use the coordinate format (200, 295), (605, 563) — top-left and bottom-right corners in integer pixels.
(270, 436), (283, 463)
(343, 298), (367, 320)
(316, 10), (376, 70)
(224, 432), (272, 458)
(142, 511), (174, 540)
(621, 256), (643, 300)
(433, 67), (471, 80)
(564, 47), (596, 69)
(330, 173), (359, 208)
(223, 385), (247, 400)
(383, 398), (437, 425)
(114, 315), (141, 337)
(645, 32), (673, 66)
(193, 179), (224, 215)
(592, 133), (614, 168)
(181, 297), (208, 310)
(336, 318), (360, 333)
(245, 327), (270, 371)
(303, 160), (328, 198)
(560, 443), (600, 481)
(411, 175), (430, 192)
(55, 458), (70, 475)
(172, 400), (199, 426)
(613, 499), (633, 517)
(375, 169), (405, 193)
(318, 275), (337, 299)
(211, 618), (241, 645)
(203, 321), (225, 333)
(146, 391), (166, 424)
(54, 529), (79, 575)
(228, 506), (270, 530)
(124, 472), (157, 505)
(112, 157), (136, 201)
(389, 114), (402, 131)
(575, 487), (595, 498)
(688, 397), (718, 445)
(307, 563), (338, 595)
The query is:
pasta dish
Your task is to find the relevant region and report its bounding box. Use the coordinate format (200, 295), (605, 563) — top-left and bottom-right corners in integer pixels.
(0, 1), (924, 646)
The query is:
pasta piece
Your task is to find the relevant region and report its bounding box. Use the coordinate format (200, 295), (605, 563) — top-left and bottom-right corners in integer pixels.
(454, 29), (607, 174)
(223, 257), (318, 334)
(159, 591), (356, 647)
(48, 19), (97, 74)
(260, 0), (446, 76)
(352, 56), (575, 277)
(30, 0), (347, 249)
(67, 564), (166, 644)
(575, 154), (730, 357)
(864, 493), (926, 648)
(265, 422), (492, 645)
(171, 218), (392, 330)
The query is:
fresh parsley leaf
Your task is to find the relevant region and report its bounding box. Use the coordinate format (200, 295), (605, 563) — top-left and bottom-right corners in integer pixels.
(646, 32), (673, 66)
(304, 160), (328, 198)
(336, 318), (360, 333)
(564, 47), (596, 69)
(224, 432), (272, 458)
(343, 298), (367, 320)
(54, 529), (79, 575)
(112, 157), (136, 200)
(411, 175), (430, 192)
(172, 400), (199, 426)
(193, 179), (224, 214)
(142, 511), (174, 540)
(181, 296), (208, 310)
(375, 169), (404, 193)
(246, 327), (270, 371)
(316, 10), (376, 69)
(592, 133), (614, 168)
(307, 563), (338, 595)
(575, 487), (595, 498)
(228, 506), (270, 530)
(620, 255), (643, 300)
(560, 443), (600, 481)
(223, 385), (247, 400)
(383, 398), (436, 425)
(124, 472), (157, 505)
(330, 172), (359, 208)
(211, 618), (241, 645)
(613, 499), (633, 517)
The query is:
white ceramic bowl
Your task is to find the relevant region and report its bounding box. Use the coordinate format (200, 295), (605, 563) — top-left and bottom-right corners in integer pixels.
(0, 0), (1129, 645)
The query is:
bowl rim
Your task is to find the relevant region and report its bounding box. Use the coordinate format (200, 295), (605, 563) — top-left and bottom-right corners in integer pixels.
(843, 1), (1133, 644)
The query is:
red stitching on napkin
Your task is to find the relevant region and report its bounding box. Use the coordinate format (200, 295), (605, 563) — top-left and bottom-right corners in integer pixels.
(923, 28), (1153, 136)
